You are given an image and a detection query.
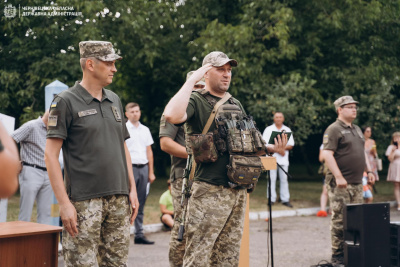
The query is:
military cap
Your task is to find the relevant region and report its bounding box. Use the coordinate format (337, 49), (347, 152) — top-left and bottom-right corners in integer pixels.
(79, 41), (122, 61)
(202, 51), (238, 67)
(186, 71), (206, 86)
(334, 96), (359, 110)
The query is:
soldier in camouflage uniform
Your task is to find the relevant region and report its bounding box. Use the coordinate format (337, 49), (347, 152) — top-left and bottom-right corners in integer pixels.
(163, 51), (287, 267)
(322, 96), (375, 267)
(45, 41), (139, 267)
(159, 71), (205, 267)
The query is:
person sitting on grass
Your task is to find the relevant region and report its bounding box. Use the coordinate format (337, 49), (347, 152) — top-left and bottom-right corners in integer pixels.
(159, 180), (174, 230)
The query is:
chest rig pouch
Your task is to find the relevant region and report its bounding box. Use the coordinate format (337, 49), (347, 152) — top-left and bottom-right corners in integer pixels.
(185, 90), (224, 164)
(187, 132), (218, 164)
(213, 100), (266, 187)
(185, 90), (266, 189)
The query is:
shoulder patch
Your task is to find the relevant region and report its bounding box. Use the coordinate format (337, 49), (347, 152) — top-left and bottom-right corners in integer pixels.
(160, 114), (166, 127)
(50, 102), (57, 108)
(323, 134), (329, 144)
(48, 115), (58, 127)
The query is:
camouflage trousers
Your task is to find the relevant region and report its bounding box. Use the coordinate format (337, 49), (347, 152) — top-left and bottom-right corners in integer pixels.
(327, 180), (363, 257)
(183, 181), (247, 267)
(63, 194), (131, 267)
(169, 177), (185, 267)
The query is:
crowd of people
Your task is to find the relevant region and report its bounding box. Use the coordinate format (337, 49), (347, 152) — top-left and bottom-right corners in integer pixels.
(0, 40), (399, 267)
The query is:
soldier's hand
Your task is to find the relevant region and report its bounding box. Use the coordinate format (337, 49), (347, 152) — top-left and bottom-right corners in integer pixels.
(60, 202), (78, 237)
(367, 172), (375, 185)
(129, 190), (139, 224)
(187, 64), (213, 85)
(148, 173), (156, 184)
(335, 177), (348, 188)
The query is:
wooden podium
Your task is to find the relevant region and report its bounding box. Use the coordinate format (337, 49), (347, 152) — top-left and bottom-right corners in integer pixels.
(0, 221), (62, 267)
(239, 156), (277, 267)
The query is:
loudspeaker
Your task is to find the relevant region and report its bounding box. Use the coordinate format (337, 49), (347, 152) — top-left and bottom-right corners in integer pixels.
(344, 203), (390, 267)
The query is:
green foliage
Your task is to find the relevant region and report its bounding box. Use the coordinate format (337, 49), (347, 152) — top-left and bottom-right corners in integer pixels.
(1, 0), (400, 174)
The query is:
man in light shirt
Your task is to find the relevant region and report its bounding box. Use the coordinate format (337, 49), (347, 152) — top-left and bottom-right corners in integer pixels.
(125, 102), (156, 245)
(12, 110), (52, 224)
(262, 112), (295, 207)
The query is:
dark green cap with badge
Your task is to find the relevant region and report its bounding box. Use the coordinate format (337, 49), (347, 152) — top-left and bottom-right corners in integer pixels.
(79, 41), (122, 61)
(334, 95), (359, 110)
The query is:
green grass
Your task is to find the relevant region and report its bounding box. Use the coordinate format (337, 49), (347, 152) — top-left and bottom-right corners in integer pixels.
(5, 164), (395, 224)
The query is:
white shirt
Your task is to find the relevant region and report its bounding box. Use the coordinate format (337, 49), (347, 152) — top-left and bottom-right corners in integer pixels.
(125, 121), (154, 164)
(262, 123), (295, 166)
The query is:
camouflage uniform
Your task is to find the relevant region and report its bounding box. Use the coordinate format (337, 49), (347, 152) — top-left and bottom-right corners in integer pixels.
(63, 195), (130, 267)
(160, 72), (205, 267)
(326, 178), (363, 257)
(183, 181), (247, 267)
(323, 96), (366, 261)
(179, 52), (246, 267)
(47, 41), (131, 266)
(169, 178), (185, 266)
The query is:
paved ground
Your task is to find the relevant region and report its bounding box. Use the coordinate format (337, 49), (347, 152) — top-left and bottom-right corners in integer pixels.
(58, 207), (400, 267)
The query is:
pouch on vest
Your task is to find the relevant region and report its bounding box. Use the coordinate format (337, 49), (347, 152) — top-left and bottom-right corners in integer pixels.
(215, 104), (266, 155)
(227, 155), (263, 186)
(187, 132), (218, 163)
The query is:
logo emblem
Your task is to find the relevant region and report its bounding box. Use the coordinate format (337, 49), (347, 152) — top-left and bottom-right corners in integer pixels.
(4, 4), (17, 18)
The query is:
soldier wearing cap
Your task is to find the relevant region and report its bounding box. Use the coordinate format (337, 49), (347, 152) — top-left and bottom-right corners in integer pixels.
(321, 96), (375, 266)
(45, 41), (139, 266)
(163, 51), (287, 266)
(159, 71), (205, 267)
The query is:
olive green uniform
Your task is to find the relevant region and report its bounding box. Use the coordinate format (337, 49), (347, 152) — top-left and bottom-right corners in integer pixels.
(323, 119), (365, 258)
(159, 114), (186, 267)
(47, 82), (131, 267)
(183, 91), (247, 267)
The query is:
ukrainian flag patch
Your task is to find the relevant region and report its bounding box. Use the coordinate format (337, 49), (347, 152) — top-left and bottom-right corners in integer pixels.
(50, 102), (57, 108)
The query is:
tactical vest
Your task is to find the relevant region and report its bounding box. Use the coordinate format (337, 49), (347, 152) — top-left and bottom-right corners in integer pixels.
(186, 89), (266, 188)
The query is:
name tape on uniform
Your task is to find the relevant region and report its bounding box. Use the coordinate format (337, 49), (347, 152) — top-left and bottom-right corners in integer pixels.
(78, 109), (97, 117)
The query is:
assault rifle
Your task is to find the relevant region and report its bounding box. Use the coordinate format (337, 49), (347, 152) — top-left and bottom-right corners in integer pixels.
(177, 155), (193, 241)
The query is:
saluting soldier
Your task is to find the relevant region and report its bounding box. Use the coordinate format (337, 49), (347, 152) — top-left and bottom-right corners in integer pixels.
(164, 51), (287, 266)
(159, 71), (205, 267)
(45, 41), (139, 267)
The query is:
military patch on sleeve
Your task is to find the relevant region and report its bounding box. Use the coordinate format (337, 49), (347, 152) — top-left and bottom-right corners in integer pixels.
(160, 114), (166, 127)
(78, 109), (97, 117)
(50, 102), (58, 108)
(323, 134), (329, 144)
(48, 115), (58, 127)
(111, 106), (122, 122)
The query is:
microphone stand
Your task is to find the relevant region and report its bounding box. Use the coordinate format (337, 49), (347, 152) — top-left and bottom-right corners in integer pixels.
(267, 162), (292, 267)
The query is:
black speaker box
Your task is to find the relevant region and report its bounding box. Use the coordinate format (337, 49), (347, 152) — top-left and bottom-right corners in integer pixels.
(390, 222), (400, 267)
(344, 203), (390, 267)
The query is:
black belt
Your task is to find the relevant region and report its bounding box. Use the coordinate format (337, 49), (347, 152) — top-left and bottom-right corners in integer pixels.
(132, 163), (148, 168)
(22, 162), (47, 171)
